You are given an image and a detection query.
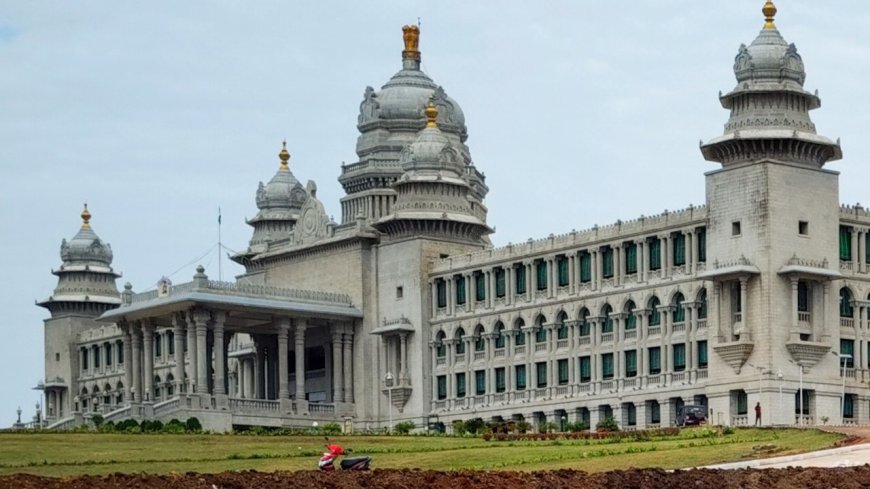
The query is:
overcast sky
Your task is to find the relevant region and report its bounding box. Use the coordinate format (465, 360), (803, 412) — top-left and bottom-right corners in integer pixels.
(2, 1), (869, 427)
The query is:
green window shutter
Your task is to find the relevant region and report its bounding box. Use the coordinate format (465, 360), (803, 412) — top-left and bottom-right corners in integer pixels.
(580, 253), (592, 282)
(436, 281), (447, 308)
(515, 365), (526, 390)
(845, 394), (855, 418)
(673, 233), (686, 266)
(456, 277), (466, 305)
(557, 323), (568, 339)
(456, 338), (465, 355)
(649, 347), (661, 374)
(649, 238), (661, 270)
(602, 249), (614, 278)
(536, 362), (547, 388)
(698, 340), (708, 368)
(737, 391), (747, 415)
(558, 359), (569, 384)
(625, 313), (637, 330)
(495, 268), (506, 297)
(496, 368), (506, 392)
(436, 342), (445, 357)
(602, 316), (613, 333)
(514, 329), (525, 346)
(456, 373), (466, 398)
(475, 370), (486, 395)
(697, 292), (708, 319)
(475, 335), (485, 352)
(580, 356), (591, 382)
(674, 302), (685, 322)
(673, 344), (686, 371)
(625, 243), (638, 274)
(437, 376), (446, 399)
(840, 289), (854, 318)
(841, 339), (855, 367)
(536, 327), (546, 343)
(495, 328), (505, 349)
(580, 320), (590, 336)
(475, 273), (486, 301)
(797, 282), (809, 312)
(558, 257), (569, 286)
(625, 350), (637, 377)
(697, 228), (707, 262)
(536, 261), (548, 290)
(602, 353), (614, 379)
(649, 304), (661, 326)
(516, 266), (526, 294)
(840, 226), (852, 261)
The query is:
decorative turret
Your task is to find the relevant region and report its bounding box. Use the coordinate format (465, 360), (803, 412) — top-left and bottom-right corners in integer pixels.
(241, 142), (309, 256)
(38, 204), (121, 316)
(374, 99), (491, 244)
(338, 25), (488, 225)
(701, 0), (842, 167)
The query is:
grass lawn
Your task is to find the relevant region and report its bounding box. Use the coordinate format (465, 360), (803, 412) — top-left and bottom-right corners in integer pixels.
(0, 428), (843, 477)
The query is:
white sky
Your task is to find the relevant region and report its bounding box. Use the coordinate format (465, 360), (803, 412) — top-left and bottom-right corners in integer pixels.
(1, 1), (869, 426)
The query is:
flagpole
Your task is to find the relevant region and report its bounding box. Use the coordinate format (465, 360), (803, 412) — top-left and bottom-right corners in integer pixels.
(218, 206), (223, 281)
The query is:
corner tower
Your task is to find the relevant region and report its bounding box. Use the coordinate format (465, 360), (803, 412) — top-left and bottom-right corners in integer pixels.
(701, 2), (844, 425)
(38, 205), (122, 421)
(338, 26), (488, 225)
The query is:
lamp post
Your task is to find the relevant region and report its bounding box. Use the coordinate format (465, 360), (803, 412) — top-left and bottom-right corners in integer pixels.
(384, 371), (394, 434)
(777, 369), (783, 426)
(832, 351), (852, 425)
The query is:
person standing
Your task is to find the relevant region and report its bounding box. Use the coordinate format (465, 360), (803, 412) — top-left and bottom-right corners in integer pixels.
(754, 402), (762, 426)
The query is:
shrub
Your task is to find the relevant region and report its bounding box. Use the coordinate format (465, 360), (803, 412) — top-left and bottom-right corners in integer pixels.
(566, 421), (589, 432)
(116, 419), (140, 432)
(140, 420), (164, 432)
(539, 421), (559, 433)
(722, 425), (735, 435)
(465, 417), (486, 435)
(515, 421), (531, 434)
(596, 416), (619, 433)
(394, 421), (415, 435)
(185, 417), (202, 432)
(481, 432), (493, 441)
(164, 419), (186, 433)
(452, 420), (467, 436)
(320, 422), (342, 435)
(90, 414), (104, 428)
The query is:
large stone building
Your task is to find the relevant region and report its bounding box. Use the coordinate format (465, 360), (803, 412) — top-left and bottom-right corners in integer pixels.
(38, 2), (870, 432)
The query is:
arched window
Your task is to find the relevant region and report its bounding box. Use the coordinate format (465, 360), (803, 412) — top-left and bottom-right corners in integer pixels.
(474, 325), (486, 352)
(435, 331), (446, 358)
(455, 328), (466, 355)
(624, 301), (636, 330)
(601, 304), (614, 333)
(697, 289), (708, 319)
(578, 308), (591, 336)
(556, 311), (569, 340)
(535, 315), (547, 343)
(648, 296), (661, 326)
(840, 288), (854, 318)
(494, 322), (506, 349)
(672, 292), (686, 323)
(514, 319), (526, 346)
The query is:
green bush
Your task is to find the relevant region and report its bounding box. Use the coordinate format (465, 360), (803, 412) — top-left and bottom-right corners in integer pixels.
(566, 421), (589, 432)
(90, 414), (104, 428)
(185, 417), (202, 432)
(320, 422), (342, 435)
(164, 419), (186, 433)
(465, 417), (485, 435)
(515, 421), (531, 433)
(115, 419), (140, 432)
(596, 416), (619, 432)
(452, 420), (467, 436)
(394, 421), (415, 434)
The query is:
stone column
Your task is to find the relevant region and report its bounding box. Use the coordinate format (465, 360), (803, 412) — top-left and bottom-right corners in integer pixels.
(739, 277), (749, 339)
(860, 228), (868, 273)
(193, 309), (210, 395)
(186, 312), (198, 394)
(294, 319), (308, 411)
(507, 266), (514, 305)
(569, 255), (577, 294)
(791, 277), (799, 332)
(172, 314), (185, 395)
(613, 245), (621, 286)
(343, 325), (354, 403)
(278, 319), (291, 401)
(686, 230), (695, 274)
(331, 326), (343, 402)
(130, 322), (141, 403)
(122, 323), (133, 402)
(400, 332), (409, 381)
(213, 312), (227, 396)
(661, 235), (670, 278)
(446, 278), (454, 316)
(852, 228), (859, 266)
(639, 240), (647, 283)
(142, 320), (154, 402)
(526, 263), (533, 301)
(430, 280), (437, 317)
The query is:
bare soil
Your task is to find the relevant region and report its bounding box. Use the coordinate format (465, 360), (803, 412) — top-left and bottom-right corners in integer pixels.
(4, 467), (870, 489)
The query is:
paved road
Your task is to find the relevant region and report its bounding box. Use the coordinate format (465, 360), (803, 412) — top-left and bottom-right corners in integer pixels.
(706, 427), (870, 469)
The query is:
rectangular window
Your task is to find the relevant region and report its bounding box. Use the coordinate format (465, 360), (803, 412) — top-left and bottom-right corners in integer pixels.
(436, 341), (446, 357)
(168, 332), (175, 356)
(673, 233), (686, 266)
(535, 327), (546, 343)
(674, 303), (686, 323)
(495, 367), (506, 393)
(557, 323), (568, 340)
(515, 264), (527, 294)
(396, 286), (403, 299)
(732, 221), (742, 236)
(154, 334), (161, 357)
(799, 220), (809, 235)
(602, 248), (614, 278)
(841, 339), (855, 368)
(579, 252), (592, 282)
(558, 359), (569, 385)
(557, 256), (569, 286)
(840, 226), (852, 261)
(437, 375), (447, 400)
(649, 238), (661, 270)
(602, 353), (614, 379)
(697, 228), (707, 262)
(117, 340), (124, 364)
(625, 313), (637, 330)
(649, 347), (661, 374)
(697, 340), (708, 368)
(82, 348), (89, 371)
(673, 343), (686, 372)
(845, 394), (855, 418)
(797, 281), (809, 312)
(456, 373), (466, 398)
(515, 365), (527, 390)
(495, 329), (505, 349)
(183, 334), (188, 353)
(514, 329), (525, 346)
(737, 391), (747, 415)
(650, 401), (661, 424)
(495, 268), (506, 297)
(436, 280), (447, 308)
(475, 273), (486, 301)
(625, 242), (638, 274)
(536, 261), (548, 290)
(105, 344), (112, 366)
(536, 362), (548, 388)
(625, 350), (637, 377)
(475, 370), (486, 395)
(579, 319), (590, 336)
(455, 276), (466, 305)
(602, 316), (614, 333)
(579, 356), (591, 383)
(795, 390), (809, 415)
(93, 346), (100, 368)
(649, 307), (661, 326)
(456, 338), (466, 355)
(475, 335), (485, 352)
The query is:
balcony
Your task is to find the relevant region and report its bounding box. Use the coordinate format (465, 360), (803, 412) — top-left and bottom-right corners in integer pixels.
(798, 311), (811, 323)
(697, 319), (707, 329)
(648, 326), (661, 336)
(514, 345), (526, 355)
(473, 351), (486, 361)
(672, 322), (686, 333)
(534, 343), (548, 353)
(624, 330), (637, 340)
(601, 332), (614, 343)
(436, 357), (446, 366)
(494, 348), (505, 358)
(556, 339), (569, 349)
(841, 317), (855, 329)
(579, 336), (591, 346)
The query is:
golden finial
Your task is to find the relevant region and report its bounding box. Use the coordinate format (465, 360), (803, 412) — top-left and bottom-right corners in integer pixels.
(81, 203), (91, 229)
(425, 97), (438, 128)
(402, 25), (421, 61)
(762, 1), (777, 30)
(278, 140), (290, 171)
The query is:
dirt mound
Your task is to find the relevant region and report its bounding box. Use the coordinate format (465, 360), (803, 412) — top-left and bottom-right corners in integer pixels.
(3, 467), (870, 489)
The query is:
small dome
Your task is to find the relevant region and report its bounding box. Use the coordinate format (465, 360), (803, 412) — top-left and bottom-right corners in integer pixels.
(60, 204), (113, 266)
(732, 2), (805, 90)
(255, 142), (307, 212)
(399, 100), (463, 176)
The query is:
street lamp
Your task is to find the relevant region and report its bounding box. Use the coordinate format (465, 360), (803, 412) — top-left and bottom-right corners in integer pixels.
(832, 351), (853, 425)
(384, 371), (394, 434)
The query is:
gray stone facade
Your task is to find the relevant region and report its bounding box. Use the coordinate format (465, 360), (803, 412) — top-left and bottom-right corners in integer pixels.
(38, 4), (870, 432)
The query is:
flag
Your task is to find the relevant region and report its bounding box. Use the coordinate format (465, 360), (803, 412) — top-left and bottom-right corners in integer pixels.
(218, 207), (222, 225)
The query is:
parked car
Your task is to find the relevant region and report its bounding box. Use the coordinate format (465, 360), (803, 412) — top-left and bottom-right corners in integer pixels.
(675, 405), (708, 426)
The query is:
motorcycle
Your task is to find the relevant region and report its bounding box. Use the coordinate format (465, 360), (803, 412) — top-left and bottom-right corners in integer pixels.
(318, 442), (372, 471)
